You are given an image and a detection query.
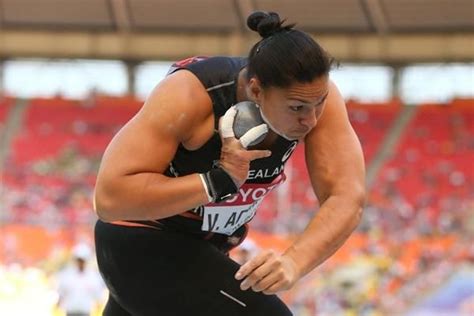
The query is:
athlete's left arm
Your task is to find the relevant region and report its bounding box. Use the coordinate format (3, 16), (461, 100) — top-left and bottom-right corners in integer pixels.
(234, 80), (365, 294)
(286, 79), (366, 276)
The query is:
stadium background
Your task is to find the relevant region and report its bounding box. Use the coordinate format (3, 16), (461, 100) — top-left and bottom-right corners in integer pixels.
(0, 0), (473, 315)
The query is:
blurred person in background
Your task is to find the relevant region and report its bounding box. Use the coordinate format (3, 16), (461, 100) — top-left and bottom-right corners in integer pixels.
(55, 243), (105, 316)
(94, 10), (365, 316)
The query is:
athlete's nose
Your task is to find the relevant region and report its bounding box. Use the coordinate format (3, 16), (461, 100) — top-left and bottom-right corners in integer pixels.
(298, 110), (317, 130)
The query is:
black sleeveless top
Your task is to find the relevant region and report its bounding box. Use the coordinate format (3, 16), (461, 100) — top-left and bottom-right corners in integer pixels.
(127, 56), (299, 249)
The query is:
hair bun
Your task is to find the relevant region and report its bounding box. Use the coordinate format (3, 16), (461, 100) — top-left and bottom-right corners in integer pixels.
(247, 11), (284, 38)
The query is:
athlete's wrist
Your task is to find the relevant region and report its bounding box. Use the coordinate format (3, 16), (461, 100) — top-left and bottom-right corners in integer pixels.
(282, 246), (305, 280)
(201, 167), (240, 203)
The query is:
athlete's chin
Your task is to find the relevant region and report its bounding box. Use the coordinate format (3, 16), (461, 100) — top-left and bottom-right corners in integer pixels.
(287, 130), (310, 140)
(273, 127), (308, 141)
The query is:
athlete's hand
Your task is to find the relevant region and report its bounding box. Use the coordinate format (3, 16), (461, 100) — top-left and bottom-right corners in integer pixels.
(219, 106), (271, 187)
(234, 249), (300, 295)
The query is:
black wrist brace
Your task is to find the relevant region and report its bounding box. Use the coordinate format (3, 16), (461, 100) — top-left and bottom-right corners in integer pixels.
(202, 167), (239, 203)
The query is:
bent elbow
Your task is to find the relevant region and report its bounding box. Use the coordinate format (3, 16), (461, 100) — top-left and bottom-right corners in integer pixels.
(95, 209), (115, 223)
(93, 190), (120, 223)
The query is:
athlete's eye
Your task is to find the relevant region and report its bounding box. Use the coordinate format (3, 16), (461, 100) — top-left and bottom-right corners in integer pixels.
(290, 105), (304, 112)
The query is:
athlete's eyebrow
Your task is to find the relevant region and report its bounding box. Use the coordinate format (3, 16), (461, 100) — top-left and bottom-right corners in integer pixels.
(289, 91), (329, 105)
(288, 97), (310, 103)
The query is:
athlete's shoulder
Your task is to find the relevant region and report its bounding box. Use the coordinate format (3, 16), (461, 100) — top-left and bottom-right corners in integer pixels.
(138, 69), (212, 141)
(170, 56), (247, 85)
(201, 56), (248, 68)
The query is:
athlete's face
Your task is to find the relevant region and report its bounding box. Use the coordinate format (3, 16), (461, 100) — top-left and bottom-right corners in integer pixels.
(247, 75), (329, 140)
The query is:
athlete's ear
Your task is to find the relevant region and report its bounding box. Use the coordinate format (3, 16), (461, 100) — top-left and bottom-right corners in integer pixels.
(247, 78), (264, 104)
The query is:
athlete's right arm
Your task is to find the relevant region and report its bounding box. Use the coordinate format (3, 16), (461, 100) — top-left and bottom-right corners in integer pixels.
(94, 70), (215, 222)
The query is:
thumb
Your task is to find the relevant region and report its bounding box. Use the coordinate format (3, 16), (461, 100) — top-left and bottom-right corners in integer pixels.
(219, 106), (237, 139)
(245, 149), (272, 161)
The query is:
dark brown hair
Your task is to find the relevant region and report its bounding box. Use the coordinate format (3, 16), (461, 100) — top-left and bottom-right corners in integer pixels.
(246, 11), (336, 88)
